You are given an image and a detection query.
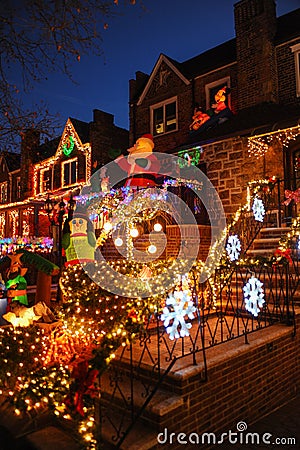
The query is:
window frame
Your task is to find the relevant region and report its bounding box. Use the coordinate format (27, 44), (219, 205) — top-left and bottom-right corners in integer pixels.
(40, 167), (52, 193)
(0, 182), (8, 203)
(205, 77), (231, 111)
(62, 157), (78, 187)
(150, 96), (178, 136)
(291, 43), (300, 97)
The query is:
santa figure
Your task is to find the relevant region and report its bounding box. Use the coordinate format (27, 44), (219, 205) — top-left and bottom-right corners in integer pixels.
(115, 134), (160, 188)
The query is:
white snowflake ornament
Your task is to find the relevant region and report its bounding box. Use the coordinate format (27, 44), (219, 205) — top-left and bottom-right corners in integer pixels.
(243, 276), (265, 317)
(226, 235), (241, 261)
(252, 197), (265, 222)
(161, 291), (196, 340)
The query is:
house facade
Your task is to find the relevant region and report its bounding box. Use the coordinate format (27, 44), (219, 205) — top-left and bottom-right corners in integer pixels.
(0, 109), (128, 252)
(129, 0), (300, 218)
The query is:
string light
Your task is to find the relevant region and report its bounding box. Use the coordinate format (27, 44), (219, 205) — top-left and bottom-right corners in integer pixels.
(248, 125), (300, 159)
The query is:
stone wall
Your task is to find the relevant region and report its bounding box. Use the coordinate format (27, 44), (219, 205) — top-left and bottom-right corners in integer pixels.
(203, 137), (284, 216)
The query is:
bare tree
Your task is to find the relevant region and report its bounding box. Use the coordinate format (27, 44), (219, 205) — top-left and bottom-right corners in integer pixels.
(0, 0), (138, 150)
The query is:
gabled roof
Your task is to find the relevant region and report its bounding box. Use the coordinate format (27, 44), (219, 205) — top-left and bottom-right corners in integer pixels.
(33, 117), (90, 164)
(0, 152), (21, 172)
(69, 117), (90, 143)
(137, 54), (190, 106)
(135, 8), (299, 104)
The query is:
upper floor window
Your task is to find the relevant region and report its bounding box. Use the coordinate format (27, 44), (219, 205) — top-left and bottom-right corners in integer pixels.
(40, 168), (51, 193)
(0, 182), (7, 203)
(205, 77), (231, 111)
(291, 43), (300, 97)
(62, 158), (78, 187)
(151, 97), (177, 136)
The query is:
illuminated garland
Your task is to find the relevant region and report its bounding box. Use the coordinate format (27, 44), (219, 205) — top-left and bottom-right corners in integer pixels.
(248, 125), (300, 159)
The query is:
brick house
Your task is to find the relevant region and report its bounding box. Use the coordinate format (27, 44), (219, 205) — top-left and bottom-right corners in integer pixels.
(129, 0), (300, 218)
(0, 109), (128, 247)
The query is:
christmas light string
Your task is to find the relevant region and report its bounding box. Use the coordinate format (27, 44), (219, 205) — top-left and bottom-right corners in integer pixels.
(248, 125), (300, 159)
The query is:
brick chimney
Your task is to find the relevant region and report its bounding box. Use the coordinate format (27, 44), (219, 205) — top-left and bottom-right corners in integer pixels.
(20, 129), (40, 199)
(234, 0), (278, 110)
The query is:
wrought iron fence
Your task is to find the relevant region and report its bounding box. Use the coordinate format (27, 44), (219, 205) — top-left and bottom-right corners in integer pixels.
(97, 177), (300, 448)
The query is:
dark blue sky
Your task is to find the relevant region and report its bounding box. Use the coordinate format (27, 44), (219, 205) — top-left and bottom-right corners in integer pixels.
(25, 0), (300, 133)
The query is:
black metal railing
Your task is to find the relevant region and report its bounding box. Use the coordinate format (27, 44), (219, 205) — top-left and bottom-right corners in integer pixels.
(97, 178), (300, 448)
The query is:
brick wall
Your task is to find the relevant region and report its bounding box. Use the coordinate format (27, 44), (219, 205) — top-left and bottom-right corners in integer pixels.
(277, 40), (300, 106)
(234, 0), (278, 109)
(150, 312), (300, 449)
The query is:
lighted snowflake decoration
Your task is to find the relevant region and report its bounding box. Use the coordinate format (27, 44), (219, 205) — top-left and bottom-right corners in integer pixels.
(161, 291), (196, 340)
(226, 235), (241, 261)
(252, 197), (265, 222)
(243, 276), (265, 317)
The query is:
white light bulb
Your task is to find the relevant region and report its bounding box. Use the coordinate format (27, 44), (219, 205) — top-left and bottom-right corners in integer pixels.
(148, 244), (157, 254)
(130, 227), (139, 238)
(103, 221), (112, 232)
(114, 238), (123, 247)
(153, 223), (162, 232)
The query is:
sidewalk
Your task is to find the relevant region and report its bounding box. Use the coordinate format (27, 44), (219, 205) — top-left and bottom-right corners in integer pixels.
(224, 395), (300, 449)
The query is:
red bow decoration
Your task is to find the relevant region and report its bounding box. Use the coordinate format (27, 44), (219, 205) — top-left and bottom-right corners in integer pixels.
(283, 188), (300, 206)
(274, 248), (292, 264)
(65, 360), (99, 416)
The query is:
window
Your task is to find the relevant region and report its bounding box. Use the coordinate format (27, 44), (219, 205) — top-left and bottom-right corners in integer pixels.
(40, 168), (51, 193)
(0, 182), (7, 203)
(205, 77), (231, 111)
(291, 44), (300, 97)
(62, 158), (77, 186)
(151, 97), (177, 136)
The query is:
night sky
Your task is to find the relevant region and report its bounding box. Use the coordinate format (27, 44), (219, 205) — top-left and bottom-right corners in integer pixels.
(23, 0), (300, 133)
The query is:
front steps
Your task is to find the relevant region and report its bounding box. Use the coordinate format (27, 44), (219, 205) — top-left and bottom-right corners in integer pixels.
(247, 227), (292, 257)
(245, 226), (300, 306)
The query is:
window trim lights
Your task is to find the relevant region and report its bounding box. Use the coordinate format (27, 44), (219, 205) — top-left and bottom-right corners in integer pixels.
(0, 182), (8, 204)
(291, 43), (300, 97)
(62, 157), (78, 187)
(150, 96), (178, 136)
(40, 167), (52, 193)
